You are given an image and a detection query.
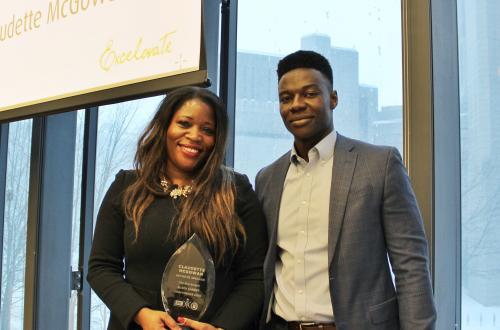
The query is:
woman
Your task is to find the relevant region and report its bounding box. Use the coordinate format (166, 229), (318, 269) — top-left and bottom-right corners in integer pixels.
(87, 87), (267, 330)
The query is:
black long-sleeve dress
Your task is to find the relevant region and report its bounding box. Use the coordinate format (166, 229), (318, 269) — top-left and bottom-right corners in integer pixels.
(87, 170), (267, 330)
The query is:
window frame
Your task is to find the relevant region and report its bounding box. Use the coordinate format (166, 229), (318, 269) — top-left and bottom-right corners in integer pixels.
(402, 0), (461, 328)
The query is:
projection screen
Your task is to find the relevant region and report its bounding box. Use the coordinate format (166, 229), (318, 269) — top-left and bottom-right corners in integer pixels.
(0, 0), (207, 121)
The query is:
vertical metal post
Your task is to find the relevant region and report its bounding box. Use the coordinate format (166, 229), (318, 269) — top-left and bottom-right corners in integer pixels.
(77, 107), (98, 330)
(0, 123), (9, 303)
(430, 0), (461, 328)
(24, 117), (44, 330)
(219, 0), (238, 167)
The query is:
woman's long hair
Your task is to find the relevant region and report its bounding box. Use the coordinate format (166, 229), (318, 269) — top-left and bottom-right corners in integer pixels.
(123, 86), (245, 265)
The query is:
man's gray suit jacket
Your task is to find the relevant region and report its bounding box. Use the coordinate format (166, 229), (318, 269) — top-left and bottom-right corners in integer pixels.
(255, 134), (436, 330)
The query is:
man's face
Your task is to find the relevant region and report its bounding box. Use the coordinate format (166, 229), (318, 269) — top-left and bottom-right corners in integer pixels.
(278, 68), (338, 150)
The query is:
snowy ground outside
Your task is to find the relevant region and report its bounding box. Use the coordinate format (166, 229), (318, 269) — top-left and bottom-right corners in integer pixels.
(463, 289), (500, 329)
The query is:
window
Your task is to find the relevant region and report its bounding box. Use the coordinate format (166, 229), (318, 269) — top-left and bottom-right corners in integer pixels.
(0, 119), (32, 330)
(234, 0), (403, 183)
(90, 96), (162, 329)
(458, 1), (500, 328)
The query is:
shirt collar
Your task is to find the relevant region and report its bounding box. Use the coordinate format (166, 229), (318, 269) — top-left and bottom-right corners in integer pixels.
(290, 129), (337, 164)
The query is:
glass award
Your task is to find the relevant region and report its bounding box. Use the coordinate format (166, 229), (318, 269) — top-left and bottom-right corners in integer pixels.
(161, 233), (215, 324)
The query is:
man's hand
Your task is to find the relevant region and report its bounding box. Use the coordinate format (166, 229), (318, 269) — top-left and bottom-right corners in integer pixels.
(134, 307), (181, 330)
(178, 317), (223, 330)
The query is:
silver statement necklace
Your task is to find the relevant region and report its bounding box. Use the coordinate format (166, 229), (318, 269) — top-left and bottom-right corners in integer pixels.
(160, 177), (193, 199)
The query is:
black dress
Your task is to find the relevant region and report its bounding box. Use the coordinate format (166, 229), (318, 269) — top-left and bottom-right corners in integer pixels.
(87, 170), (267, 330)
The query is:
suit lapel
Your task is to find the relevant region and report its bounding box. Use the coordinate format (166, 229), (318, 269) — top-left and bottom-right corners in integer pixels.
(267, 153), (291, 250)
(328, 135), (357, 265)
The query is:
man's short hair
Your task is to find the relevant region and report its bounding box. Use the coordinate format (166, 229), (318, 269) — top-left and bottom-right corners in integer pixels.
(277, 50), (333, 85)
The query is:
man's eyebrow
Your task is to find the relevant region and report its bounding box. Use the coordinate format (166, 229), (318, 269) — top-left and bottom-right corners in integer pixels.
(279, 84), (320, 94)
(301, 83), (320, 89)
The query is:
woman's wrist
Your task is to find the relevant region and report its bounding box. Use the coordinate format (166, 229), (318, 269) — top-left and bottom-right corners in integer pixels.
(133, 307), (149, 325)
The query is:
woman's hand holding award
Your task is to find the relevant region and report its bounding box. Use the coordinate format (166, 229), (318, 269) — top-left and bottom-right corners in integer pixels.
(161, 234), (215, 330)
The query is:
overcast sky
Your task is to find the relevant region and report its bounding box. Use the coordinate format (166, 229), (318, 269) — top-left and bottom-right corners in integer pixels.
(237, 0), (402, 108)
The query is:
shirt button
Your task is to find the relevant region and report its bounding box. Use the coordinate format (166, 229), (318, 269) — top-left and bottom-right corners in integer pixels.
(300, 230), (305, 235)
(298, 290), (303, 294)
(301, 200), (307, 205)
(301, 316), (307, 321)
(306, 173), (311, 177)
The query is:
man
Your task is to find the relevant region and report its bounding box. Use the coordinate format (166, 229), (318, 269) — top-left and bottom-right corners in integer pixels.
(255, 50), (436, 330)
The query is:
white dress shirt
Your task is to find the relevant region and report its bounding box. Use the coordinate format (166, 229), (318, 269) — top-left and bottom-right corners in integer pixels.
(273, 130), (337, 322)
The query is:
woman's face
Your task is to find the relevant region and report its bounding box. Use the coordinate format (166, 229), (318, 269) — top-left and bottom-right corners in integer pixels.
(165, 98), (216, 180)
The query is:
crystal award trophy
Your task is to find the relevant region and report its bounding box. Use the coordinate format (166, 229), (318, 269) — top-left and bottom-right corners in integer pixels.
(161, 234), (215, 327)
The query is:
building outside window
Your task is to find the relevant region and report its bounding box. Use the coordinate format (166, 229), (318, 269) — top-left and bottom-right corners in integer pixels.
(458, 1), (500, 329)
(234, 0), (403, 183)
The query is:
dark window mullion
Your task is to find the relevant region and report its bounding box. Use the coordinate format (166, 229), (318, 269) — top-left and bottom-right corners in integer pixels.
(219, 0), (237, 167)
(77, 107), (98, 330)
(0, 123), (10, 303)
